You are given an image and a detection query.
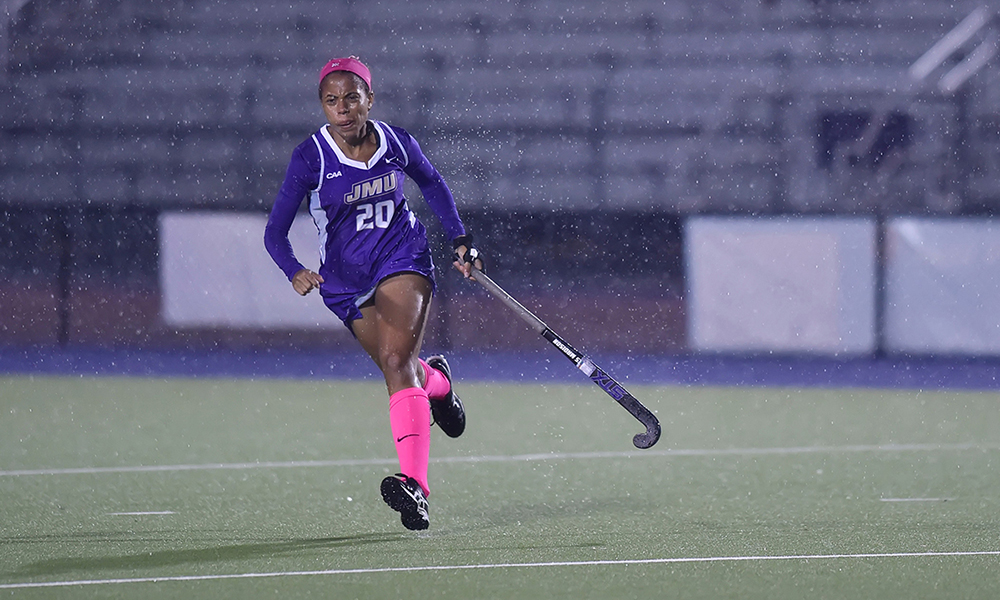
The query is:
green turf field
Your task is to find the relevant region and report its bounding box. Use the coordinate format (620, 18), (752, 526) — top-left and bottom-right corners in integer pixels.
(2, 374), (1000, 599)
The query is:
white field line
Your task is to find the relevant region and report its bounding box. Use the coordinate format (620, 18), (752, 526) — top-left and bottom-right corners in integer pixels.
(107, 511), (176, 516)
(0, 458), (396, 477)
(1, 550), (998, 590)
(0, 442), (993, 478)
(880, 498), (953, 503)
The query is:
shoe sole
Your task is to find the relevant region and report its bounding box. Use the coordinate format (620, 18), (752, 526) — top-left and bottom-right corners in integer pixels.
(380, 476), (429, 531)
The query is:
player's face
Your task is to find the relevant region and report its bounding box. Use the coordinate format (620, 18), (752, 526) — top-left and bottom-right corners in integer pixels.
(320, 72), (373, 142)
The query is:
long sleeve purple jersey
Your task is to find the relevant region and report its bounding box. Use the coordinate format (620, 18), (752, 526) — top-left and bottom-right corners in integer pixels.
(264, 121), (466, 291)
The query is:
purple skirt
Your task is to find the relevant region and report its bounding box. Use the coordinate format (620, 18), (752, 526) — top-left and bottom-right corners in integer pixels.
(319, 232), (435, 329)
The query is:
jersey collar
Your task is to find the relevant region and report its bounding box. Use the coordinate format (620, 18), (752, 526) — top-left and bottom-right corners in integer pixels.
(320, 121), (388, 170)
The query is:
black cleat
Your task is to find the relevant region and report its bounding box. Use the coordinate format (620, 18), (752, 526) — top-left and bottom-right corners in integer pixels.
(426, 355), (466, 438)
(380, 474), (429, 531)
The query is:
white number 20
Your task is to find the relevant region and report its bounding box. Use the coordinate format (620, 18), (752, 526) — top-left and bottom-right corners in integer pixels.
(355, 200), (395, 231)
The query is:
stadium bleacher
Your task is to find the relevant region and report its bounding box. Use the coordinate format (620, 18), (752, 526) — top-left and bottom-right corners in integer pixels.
(2, 0), (998, 349)
(4, 0), (996, 212)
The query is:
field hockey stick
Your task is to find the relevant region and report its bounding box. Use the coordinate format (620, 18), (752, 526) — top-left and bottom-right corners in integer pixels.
(468, 267), (661, 449)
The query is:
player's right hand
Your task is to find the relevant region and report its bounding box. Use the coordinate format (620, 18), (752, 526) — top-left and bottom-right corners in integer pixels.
(292, 269), (324, 295)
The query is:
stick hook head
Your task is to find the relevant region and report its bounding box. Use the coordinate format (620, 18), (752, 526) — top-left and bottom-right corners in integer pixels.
(632, 421), (661, 449)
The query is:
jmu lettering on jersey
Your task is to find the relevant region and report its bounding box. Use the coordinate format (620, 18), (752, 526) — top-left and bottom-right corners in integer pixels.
(345, 172), (397, 204)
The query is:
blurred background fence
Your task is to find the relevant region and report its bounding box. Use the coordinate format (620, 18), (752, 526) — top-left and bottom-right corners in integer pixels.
(2, 0), (1000, 357)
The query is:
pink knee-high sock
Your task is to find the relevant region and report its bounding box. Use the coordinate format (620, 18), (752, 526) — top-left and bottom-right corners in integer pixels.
(388, 387), (431, 496)
(419, 359), (451, 400)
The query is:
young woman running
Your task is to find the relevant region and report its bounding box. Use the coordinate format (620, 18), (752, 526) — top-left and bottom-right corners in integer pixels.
(264, 56), (483, 531)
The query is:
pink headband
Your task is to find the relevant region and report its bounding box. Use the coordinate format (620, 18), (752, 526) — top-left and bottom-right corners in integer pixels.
(318, 57), (372, 91)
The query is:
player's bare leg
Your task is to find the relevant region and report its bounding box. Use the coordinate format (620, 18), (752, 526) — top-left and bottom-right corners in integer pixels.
(352, 273), (435, 529)
(352, 273), (463, 438)
(352, 272), (433, 396)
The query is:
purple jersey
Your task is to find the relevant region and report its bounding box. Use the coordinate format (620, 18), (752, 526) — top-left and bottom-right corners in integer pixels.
(264, 121), (466, 321)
